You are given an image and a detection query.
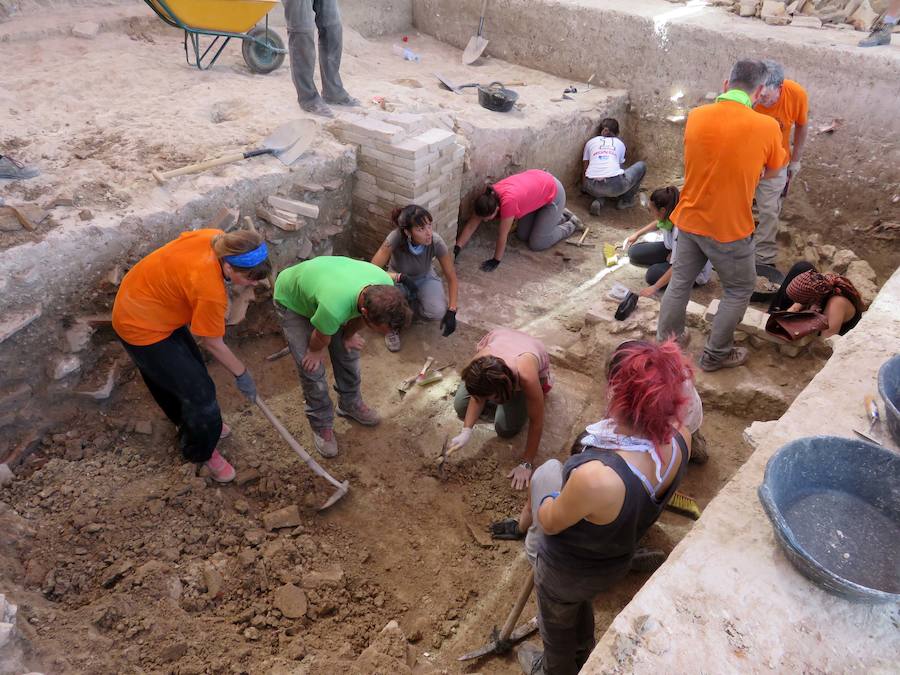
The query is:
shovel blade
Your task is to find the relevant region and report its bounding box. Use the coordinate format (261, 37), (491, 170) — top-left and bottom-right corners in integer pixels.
(462, 35), (488, 64)
(263, 119), (317, 164)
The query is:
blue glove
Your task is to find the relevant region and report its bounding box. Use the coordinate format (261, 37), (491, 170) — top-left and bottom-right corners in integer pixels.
(235, 370), (257, 402)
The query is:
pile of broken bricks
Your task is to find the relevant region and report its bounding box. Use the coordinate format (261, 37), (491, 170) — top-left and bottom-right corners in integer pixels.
(256, 195), (320, 232)
(731, 0), (888, 30)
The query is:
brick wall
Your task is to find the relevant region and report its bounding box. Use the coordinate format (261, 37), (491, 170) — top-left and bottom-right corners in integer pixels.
(331, 113), (464, 255)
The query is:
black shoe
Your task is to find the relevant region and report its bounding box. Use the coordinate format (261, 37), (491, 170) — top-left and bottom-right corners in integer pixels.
(0, 155), (40, 180)
(516, 642), (545, 674)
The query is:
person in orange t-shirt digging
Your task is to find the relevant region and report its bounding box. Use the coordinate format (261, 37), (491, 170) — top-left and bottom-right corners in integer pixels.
(752, 60), (809, 267)
(112, 229), (270, 482)
(657, 59), (787, 372)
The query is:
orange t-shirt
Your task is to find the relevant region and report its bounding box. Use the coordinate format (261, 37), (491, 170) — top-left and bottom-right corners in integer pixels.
(672, 101), (787, 243)
(112, 229), (228, 346)
(753, 79), (809, 166)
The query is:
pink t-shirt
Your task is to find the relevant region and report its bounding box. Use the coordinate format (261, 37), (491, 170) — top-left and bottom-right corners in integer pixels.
(493, 170), (558, 220)
(476, 328), (551, 387)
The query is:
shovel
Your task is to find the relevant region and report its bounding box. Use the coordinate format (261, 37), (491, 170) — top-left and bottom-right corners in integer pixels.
(152, 119), (316, 184)
(462, 0), (490, 65)
(255, 396), (349, 511)
(458, 569), (538, 661)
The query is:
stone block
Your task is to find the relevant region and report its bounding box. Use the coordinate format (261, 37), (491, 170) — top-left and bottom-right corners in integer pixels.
(778, 342), (803, 358)
(72, 21), (99, 38)
(0, 463), (13, 487)
(738, 307), (769, 336)
(845, 260), (878, 307)
(414, 128), (456, 151)
(685, 301), (707, 328)
(273, 583), (308, 619)
(704, 299), (720, 322)
(379, 137), (429, 159)
(382, 112), (428, 133)
(0, 306), (41, 345)
(760, 0), (785, 18)
(790, 15), (822, 28)
(49, 354), (81, 380)
(830, 249), (858, 274)
(374, 177), (416, 199)
(302, 565), (345, 589)
(333, 114), (403, 143)
(262, 505), (302, 531)
(764, 14), (790, 24)
(739, 0), (759, 16)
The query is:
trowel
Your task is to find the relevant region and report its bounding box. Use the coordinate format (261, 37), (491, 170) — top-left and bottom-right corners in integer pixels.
(152, 119), (316, 184)
(462, 0), (490, 64)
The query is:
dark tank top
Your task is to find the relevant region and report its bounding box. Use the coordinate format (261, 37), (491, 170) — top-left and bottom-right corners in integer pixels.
(539, 433), (689, 573)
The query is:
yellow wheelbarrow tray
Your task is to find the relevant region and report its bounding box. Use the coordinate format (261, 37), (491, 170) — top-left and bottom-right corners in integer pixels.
(144, 0), (287, 73)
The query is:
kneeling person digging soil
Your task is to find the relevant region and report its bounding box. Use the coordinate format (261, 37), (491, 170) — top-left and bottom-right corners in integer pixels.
(274, 256), (412, 457)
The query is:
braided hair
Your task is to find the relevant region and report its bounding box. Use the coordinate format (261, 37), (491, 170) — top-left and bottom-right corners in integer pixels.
(462, 355), (515, 403)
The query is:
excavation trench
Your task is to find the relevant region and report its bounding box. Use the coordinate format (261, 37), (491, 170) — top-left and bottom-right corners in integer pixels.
(0, 3), (895, 673)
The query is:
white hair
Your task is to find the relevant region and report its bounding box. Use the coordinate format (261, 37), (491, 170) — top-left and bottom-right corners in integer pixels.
(762, 59), (785, 88)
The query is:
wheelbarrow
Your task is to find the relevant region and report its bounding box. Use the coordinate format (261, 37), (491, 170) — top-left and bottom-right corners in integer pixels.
(143, 0), (286, 73)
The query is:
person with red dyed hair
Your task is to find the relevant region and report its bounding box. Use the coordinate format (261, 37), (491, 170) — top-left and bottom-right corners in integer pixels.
(516, 340), (694, 675)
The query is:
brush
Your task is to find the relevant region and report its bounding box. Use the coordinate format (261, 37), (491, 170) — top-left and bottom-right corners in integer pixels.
(665, 492), (702, 520)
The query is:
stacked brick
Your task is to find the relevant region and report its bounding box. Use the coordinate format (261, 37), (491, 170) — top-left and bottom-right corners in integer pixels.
(331, 113), (464, 255)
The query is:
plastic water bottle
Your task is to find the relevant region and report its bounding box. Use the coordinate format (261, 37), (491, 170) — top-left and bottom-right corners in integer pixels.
(392, 44), (421, 62)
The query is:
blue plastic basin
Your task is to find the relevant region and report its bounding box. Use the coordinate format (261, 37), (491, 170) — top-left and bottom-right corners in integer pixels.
(877, 354), (900, 446)
(758, 435), (900, 603)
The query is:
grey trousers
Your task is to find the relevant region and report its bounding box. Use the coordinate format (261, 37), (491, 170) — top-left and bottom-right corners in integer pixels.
(657, 230), (755, 364)
(515, 178), (575, 251)
(396, 271), (446, 320)
(283, 0), (350, 104)
(753, 167), (788, 265)
(453, 383), (527, 438)
(276, 302), (361, 431)
(583, 160), (647, 203)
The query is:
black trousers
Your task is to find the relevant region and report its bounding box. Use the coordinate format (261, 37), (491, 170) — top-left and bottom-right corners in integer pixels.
(120, 326), (222, 463)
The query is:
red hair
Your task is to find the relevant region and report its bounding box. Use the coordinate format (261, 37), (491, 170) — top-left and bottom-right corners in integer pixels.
(605, 340), (694, 446)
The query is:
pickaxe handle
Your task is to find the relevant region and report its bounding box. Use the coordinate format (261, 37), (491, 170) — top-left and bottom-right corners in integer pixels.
(500, 568), (534, 640)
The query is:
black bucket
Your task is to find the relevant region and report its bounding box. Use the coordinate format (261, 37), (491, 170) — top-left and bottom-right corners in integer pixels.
(477, 81), (518, 113)
(877, 354), (900, 446)
(758, 435), (900, 603)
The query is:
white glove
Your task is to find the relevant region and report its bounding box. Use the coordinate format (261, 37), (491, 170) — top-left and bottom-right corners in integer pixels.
(447, 427), (473, 453)
(788, 160), (801, 177)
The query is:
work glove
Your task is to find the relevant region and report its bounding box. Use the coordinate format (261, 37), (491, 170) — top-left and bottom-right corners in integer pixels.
(787, 160), (801, 178)
(507, 462), (534, 490)
(235, 370), (257, 402)
(453, 244), (462, 260)
(397, 274), (418, 298)
(440, 309), (457, 337)
(480, 258), (501, 272)
(447, 427), (473, 454)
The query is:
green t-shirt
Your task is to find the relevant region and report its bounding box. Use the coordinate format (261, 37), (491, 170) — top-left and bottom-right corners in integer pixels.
(274, 256), (394, 335)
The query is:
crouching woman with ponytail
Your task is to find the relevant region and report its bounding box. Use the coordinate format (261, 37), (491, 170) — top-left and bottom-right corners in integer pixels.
(454, 169), (578, 272)
(370, 204), (459, 352)
(516, 340), (693, 675)
(449, 328), (553, 490)
(112, 229), (269, 483)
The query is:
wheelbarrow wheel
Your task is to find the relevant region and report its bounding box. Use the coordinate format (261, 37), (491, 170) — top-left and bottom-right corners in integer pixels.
(242, 26), (285, 74)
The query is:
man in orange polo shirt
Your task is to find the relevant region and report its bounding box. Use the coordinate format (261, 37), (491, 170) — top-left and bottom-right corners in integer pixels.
(657, 59), (786, 372)
(752, 60), (809, 267)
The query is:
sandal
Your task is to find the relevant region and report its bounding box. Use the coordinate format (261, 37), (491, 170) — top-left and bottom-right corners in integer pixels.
(490, 518), (525, 540)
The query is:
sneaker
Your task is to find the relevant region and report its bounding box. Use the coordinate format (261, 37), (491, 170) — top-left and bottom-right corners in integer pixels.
(300, 97), (334, 118)
(0, 155), (40, 180)
(699, 347), (749, 372)
(204, 449), (236, 483)
(858, 23), (893, 47)
(384, 330), (401, 352)
(690, 430), (709, 464)
(324, 93), (361, 107)
(220, 422), (231, 440)
(516, 642), (545, 675)
(630, 547), (667, 573)
(336, 399), (381, 426)
(313, 428), (339, 458)
(589, 198), (606, 216)
(563, 209), (586, 231)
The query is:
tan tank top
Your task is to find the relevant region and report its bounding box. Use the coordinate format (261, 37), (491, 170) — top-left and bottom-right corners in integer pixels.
(476, 328), (551, 386)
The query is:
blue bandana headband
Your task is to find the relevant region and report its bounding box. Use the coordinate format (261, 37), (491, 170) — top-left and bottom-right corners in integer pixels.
(224, 242), (268, 268)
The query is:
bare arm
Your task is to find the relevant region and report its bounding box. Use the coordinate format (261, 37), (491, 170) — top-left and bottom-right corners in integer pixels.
(371, 243), (393, 273)
(493, 216), (516, 261)
(538, 464), (625, 534)
(341, 316), (366, 341)
(463, 395), (486, 429)
(455, 215), (484, 249)
(308, 328), (331, 352)
(200, 336), (246, 377)
(641, 265), (672, 297)
(627, 220), (659, 244)
(791, 123), (808, 163)
(518, 356), (545, 465)
(437, 253), (459, 310)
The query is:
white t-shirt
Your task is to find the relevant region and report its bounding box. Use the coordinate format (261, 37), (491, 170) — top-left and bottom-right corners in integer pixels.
(583, 136), (626, 180)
